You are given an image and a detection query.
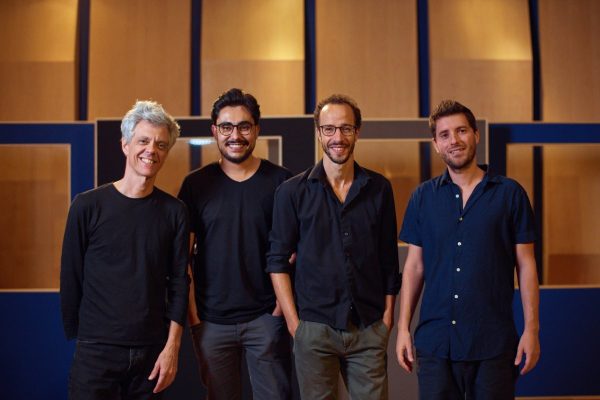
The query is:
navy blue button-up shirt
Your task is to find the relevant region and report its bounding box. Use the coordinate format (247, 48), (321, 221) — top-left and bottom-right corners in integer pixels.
(267, 160), (401, 330)
(400, 167), (535, 360)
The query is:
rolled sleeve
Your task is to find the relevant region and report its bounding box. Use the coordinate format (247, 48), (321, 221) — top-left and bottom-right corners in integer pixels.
(266, 182), (298, 274)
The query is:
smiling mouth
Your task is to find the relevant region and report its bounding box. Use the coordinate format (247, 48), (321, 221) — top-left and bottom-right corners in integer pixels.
(226, 141), (248, 149)
(140, 157), (156, 164)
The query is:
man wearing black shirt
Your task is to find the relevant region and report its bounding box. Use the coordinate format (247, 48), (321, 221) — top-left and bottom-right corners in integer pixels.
(178, 88), (292, 399)
(396, 100), (540, 399)
(267, 94), (400, 399)
(60, 100), (189, 399)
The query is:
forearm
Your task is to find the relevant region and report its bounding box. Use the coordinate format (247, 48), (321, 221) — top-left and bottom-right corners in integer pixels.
(397, 246), (424, 332)
(516, 244), (540, 333)
(270, 272), (299, 329)
(164, 320), (184, 351)
(518, 265), (540, 333)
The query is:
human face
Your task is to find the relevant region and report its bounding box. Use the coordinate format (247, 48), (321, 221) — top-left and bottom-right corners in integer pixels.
(122, 120), (170, 179)
(432, 113), (479, 171)
(212, 105), (258, 164)
(317, 103), (359, 165)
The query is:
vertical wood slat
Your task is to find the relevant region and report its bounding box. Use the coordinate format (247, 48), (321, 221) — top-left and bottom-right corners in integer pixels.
(429, 0), (532, 122)
(316, 0), (419, 118)
(88, 0), (191, 119)
(539, 0), (600, 122)
(0, 0), (77, 121)
(201, 0), (304, 116)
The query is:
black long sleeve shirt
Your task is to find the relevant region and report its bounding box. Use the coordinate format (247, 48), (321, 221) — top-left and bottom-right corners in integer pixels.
(60, 183), (189, 345)
(267, 161), (401, 329)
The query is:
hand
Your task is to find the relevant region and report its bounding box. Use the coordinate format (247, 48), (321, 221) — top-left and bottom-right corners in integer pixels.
(287, 317), (300, 338)
(272, 300), (283, 317)
(148, 344), (179, 393)
(514, 329), (540, 375)
(288, 252), (297, 265)
(396, 330), (415, 373)
(382, 313), (394, 332)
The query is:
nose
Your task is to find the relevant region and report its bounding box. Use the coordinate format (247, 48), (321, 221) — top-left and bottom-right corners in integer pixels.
(229, 126), (244, 138)
(450, 131), (460, 144)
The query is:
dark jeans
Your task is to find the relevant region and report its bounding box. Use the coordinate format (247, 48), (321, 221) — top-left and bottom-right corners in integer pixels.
(293, 319), (390, 400)
(69, 341), (163, 400)
(190, 313), (292, 400)
(417, 351), (519, 400)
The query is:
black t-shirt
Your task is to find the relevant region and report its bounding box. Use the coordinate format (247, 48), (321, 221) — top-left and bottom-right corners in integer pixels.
(178, 160), (292, 324)
(60, 183), (190, 345)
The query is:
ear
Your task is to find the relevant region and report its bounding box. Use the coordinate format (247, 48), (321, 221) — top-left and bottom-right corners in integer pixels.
(474, 129), (480, 144)
(255, 124), (260, 137)
(315, 127), (322, 144)
(121, 138), (129, 156)
(211, 124), (218, 140)
(432, 137), (440, 154)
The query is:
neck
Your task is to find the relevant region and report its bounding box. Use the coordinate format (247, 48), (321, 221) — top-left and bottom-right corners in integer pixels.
(114, 175), (155, 198)
(447, 161), (484, 188)
(219, 155), (260, 182)
(323, 156), (354, 187)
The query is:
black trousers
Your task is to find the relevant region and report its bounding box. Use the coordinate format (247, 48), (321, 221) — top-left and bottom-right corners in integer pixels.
(69, 341), (163, 400)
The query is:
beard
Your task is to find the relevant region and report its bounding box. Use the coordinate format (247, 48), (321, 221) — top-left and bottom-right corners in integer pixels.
(219, 138), (255, 164)
(441, 145), (476, 171)
(322, 139), (355, 165)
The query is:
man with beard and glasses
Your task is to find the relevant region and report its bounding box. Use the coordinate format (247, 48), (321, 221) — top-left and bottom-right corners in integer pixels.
(267, 94), (400, 399)
(395, 100), (540, 399)
(177, 88), (292, 399)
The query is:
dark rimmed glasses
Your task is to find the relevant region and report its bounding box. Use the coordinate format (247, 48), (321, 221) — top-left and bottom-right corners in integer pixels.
(216, 122), (254, 136)
(318, 124), (357, 136)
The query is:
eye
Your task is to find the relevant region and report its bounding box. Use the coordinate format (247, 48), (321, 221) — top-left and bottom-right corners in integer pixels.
(238, 122), (252, 132)
(340, 125), (355, 135)
(321, 125), (335, 135)
(138, 138), (149, 145)
(157, 142), (169, 150)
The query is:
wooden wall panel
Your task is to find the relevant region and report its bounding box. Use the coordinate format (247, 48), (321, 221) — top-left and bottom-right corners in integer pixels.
(539, 0), (600, 122)
(429, 0), (532, 122)
(543, 144), (600, 285)
(0, 145), (70, 289)
(201, 0), (304, 116)
(507, 144), (535, 206)
(89, 0), (190, 119)
(316, 0), (418, 118)
(354, 140), (420, 231)
(0, 0), (77, 121)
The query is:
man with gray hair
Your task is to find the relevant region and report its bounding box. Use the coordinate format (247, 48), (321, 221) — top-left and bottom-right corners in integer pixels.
(61, 100), (190, 399)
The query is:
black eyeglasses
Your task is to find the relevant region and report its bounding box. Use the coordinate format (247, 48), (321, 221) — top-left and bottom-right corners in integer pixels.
(318, 125), (357, 136)
(216, 122), (254, 136)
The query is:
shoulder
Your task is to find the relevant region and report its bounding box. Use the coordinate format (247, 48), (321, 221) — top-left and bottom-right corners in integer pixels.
(152, 187), (187, 210)
(360, 166), (391, 186)
(71, 183), (113, 207)
(182, 162), (220, 185)
(490, 174), (529, 197)
(275, 167), (311, 196)
(259, 159), (293, 181)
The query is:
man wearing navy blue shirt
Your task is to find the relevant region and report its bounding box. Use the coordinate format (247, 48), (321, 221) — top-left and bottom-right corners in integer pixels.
(396, 100), (540, 399)
(268, 94), (400, 399)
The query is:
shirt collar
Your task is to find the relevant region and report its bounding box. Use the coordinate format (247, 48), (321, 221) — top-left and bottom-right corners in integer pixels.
(436, 164), (501, 187)
(308, 159), (371, 187)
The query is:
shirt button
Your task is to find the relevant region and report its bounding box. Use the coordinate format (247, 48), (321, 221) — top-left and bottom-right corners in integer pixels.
(344, 232), (349, 236)
(452, 320), (457, 325)
(454, 294), (459, 299)
(458, 217), (463, 222)
(456, 267), (461, 272)
(455, 194), (459, 199)
(457, 241), (462, 246)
